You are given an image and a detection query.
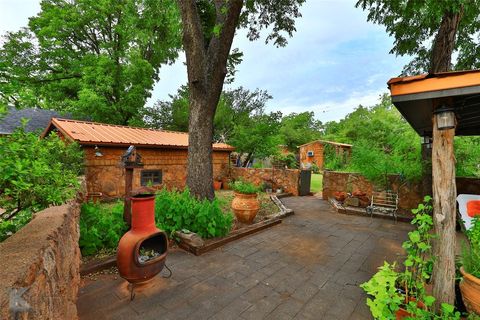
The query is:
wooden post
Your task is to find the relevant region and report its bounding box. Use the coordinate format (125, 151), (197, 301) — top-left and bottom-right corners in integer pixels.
(123, 167), (133, 227)
(431, 113), (457, 309)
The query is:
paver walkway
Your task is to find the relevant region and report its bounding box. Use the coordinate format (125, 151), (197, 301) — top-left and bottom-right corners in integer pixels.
(77, 197), (413, 320)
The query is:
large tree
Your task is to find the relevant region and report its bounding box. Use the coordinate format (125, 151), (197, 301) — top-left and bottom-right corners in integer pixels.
(279, 111), (322, 151)
(356, 0), (480, 308)
(0, 0), (181, 125)
(177, 0), (305, 200)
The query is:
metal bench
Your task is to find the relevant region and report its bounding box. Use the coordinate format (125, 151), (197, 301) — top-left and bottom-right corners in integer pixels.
(366, 190), (399, 221)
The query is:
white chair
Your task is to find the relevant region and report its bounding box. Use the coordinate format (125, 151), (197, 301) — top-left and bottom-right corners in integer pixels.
(456, 194), (480, 231)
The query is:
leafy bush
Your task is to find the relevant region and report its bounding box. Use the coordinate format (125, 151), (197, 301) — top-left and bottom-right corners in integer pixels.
(273, 152), (298, 169)
(229, 180), (261, 194)
(0, 127), (83, 213)
(0, 209), (32, 242)
(155, 188), (233, 238)
(311, 162), (320, 174)
(79, 202), (127, 256)
(462, 217), (480, 278)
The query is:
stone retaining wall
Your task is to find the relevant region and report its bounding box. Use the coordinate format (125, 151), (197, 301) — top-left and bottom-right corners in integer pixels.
(0, 202), (81, 319)
(230, 167), (300, 196)
(322, 170), (423, 214)
(323, 171), (480, 214)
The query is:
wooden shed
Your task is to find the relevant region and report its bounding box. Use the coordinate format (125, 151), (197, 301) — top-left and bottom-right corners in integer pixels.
(42, 118), (234, 199)
(298, 140), (352, 170)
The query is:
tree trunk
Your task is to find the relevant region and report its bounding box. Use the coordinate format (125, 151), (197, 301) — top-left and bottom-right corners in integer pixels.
(429, 10), (462, 74)
(178, 0), (243, 200)
(187, 95), (216, 200)
(431, 114), (457, 309)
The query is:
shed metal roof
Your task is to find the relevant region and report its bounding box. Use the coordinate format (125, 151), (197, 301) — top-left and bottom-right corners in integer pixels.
(42, 118), (234, 151)
(298, 140), (352, 148)
(388, 70), (480, 136)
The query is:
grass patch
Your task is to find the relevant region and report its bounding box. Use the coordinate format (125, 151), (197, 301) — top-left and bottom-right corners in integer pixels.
(310, 173), (323, 193)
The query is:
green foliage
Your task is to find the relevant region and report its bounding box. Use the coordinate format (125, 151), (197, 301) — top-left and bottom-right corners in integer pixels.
(360, 262), (402, 319)
(273, 152), (298, 169)
(79, 202), (127, 256)
(455, 136), (480, 177)
(0, 128), (83, 213)
(0, 0), (181, 124)
(323, 144), (348, 171)
(361, 196), (461, 319)
(229, 112), (283, 160)
(155, 188), (233, 238)
(0, 210), (32, 242)
(279, 112), (322, 152)
(355, 0), (480, 74)
(462, 217), (480, 278)
(323, 94), (423, 187)
(229, 180), (261, 195)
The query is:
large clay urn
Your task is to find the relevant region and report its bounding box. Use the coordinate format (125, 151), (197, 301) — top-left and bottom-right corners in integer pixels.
(117, 194), (168, 283)
(460, 267), (480, 314)
(231, 192), (260, 224)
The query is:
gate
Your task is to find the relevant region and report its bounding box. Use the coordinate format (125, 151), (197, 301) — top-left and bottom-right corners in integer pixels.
(298, 170), (311, 196)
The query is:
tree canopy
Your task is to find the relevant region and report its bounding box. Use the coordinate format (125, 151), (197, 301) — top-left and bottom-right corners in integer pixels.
(0, 0), (181, 124)
(356, 0), (480, 74)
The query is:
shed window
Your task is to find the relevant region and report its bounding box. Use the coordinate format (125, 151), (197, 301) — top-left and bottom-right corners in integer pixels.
(141, 170), (162, 186)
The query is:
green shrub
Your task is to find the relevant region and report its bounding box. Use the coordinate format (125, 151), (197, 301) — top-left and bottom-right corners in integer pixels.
(155, 188), (233, 238)
(0, 127), (83, 213)
(79, 202), (127, 256)
(273, 152), (298, 169)
(0, 210), (32, 242)
(462, 217), (480, 278)
(229, 180), (261, 194)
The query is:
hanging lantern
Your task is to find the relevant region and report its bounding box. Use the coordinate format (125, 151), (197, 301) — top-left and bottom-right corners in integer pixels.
(434, 105), (455, 130)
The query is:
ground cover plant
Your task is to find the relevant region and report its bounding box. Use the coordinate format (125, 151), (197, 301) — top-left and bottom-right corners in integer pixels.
(461, 217), (480, 278)
(154, 188), (233, 239)
(0, 127), (83, 242)
(229, 180), (261, 194)
(79, 201), (127, 256)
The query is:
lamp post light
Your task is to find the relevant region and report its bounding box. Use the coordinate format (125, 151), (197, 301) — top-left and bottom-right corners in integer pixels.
(434, 105), (456, 130)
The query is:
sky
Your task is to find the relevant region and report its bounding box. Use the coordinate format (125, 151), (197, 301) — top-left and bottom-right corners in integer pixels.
(0, 0), (410, 123)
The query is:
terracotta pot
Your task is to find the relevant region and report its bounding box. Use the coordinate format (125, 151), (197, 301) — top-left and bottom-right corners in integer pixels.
(395, 297), (425, 319)
(213, 180), (222, 190)
(117, 194), (168, 283)
(460, 266), (480, 315)
(352, 190), (366, 197)
(231, 192), (260, 224)
(334, 191), (347, 202)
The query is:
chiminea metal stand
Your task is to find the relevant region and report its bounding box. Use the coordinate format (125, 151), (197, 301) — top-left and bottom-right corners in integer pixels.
(121, 145), (144, 227)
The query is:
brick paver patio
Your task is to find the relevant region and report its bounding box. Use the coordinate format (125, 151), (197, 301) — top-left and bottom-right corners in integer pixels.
(77, 196), (413, 320)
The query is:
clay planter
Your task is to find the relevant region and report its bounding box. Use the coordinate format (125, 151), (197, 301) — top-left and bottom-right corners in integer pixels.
(460, 266), (480, 315)
(395, 298), (426, 319)
(213, 180), (222, 190)
(231, 192), (260, 224)
(334, 191), (347, 202)
(117, 194), (168, 284)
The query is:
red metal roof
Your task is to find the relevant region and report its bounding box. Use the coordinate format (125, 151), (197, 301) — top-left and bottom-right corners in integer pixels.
(42, 118), (234, 151)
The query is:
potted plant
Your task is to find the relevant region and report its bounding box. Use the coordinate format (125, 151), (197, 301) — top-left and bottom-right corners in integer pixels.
(230, 180), (260, 224)
(459, 216), (480, 315)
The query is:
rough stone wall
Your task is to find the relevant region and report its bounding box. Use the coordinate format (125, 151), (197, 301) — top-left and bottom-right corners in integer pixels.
(299, 141), (324, 169)
(0, 203), (81, 320)
(322, 170), (423, 214)
(230, 167), (300, 196)
(84, 146), (231, 198)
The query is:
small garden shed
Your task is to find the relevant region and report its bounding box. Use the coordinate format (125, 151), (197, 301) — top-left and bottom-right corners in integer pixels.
(298, 140), (352, 169)
(42, 118), (234, 199)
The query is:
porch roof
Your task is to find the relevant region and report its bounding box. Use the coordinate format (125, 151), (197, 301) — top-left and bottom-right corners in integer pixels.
(388, 69), (480, 136)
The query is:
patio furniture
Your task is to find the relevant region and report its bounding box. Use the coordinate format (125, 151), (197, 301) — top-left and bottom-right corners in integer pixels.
(366, 190), (399, 221)
(456, 194), (480, 231)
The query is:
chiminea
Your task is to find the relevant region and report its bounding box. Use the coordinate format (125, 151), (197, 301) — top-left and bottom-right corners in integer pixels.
(117, 194), (168, 283)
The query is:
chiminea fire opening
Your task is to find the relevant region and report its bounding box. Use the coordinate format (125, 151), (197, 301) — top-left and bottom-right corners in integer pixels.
(135, 232), (168, 266)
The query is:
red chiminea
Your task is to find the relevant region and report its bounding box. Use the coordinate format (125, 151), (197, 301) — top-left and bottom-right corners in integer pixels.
(117, 194), (168, 284)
